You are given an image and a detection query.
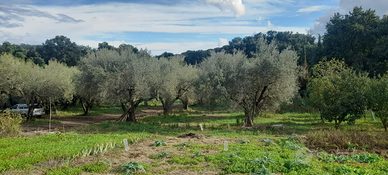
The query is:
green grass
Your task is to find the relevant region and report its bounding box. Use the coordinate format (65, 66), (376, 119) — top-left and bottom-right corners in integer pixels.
(22, 118), (61, 125)
(47, 162), (109, 175)
(0, 132), (155, 172)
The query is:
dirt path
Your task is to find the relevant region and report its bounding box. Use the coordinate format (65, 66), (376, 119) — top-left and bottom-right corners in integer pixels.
(22, 104), (182, 133)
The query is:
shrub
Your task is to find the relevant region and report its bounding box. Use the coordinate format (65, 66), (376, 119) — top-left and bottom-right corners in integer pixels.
(0, 111), (23, 137)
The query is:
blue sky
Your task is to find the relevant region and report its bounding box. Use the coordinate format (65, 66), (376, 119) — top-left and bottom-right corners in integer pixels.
(0, 0), (387, 55)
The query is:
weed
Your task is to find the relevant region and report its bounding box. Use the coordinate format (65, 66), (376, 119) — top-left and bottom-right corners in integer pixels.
(347, 142), (358, 151)
(0, 111), (22, 137)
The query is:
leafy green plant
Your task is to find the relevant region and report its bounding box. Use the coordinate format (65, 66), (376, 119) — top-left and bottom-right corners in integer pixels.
(157, 151), (169, 158)
(252, 164), (274, 175)
(319, 153), (382, 163)
(239, 139), (250, 144)
(334, 164), (370, 175)
(177, 142), (189, 147)
(229, 153), (239, 157)
(251, 156), (274, 166)
(150, 140), (167, 146)
(193, 151), (203, 157)
(122, 161), (146, 175)
(262, 138), (275, 146)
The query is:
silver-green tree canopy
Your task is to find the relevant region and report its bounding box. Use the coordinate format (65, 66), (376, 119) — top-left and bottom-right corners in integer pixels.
(75, 51), (106, 116)
(151, 57), (198, 115)
(198, 39), (299, 126)
(80, 48), (154, 122)
(0, 54), (77, 120)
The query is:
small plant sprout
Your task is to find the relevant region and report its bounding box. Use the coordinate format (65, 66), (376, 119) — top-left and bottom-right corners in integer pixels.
(157, 151), (168, 158)
(178, 142), (189, 147)
(123, 139), (129, 152)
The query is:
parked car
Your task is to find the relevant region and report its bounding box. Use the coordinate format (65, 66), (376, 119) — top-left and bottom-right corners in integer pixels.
(3, 104), (45, 118)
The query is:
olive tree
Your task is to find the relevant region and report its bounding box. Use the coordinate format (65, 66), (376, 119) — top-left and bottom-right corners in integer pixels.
(80, 48), (154, 122)
(76, 52), (106, 115)
(198, 39), (299, 126)
(366, 75), (388, 131)
(0, 54), (27, 106)
(151, 57), (198, 115)
(0, 54), (77, 120)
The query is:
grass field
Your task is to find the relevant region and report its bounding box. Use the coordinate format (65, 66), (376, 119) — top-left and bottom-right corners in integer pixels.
(1, 104), (388, 175)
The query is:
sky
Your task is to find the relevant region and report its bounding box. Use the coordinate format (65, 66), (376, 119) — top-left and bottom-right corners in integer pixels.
(0, 0), (387, 55)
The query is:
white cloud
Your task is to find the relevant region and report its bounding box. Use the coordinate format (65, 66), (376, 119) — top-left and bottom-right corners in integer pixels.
(218, 38), (229, 46)
(309, 8), (341, 36)
(297, 5), (328, 13)
(339, 0), (388, 16)
(309, 0), (388, 36)
(200, 0), (246, 17)
(0, 1), (310, 54)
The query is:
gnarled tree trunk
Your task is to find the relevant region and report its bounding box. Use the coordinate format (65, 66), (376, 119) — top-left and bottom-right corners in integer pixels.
(118, 100), (140, 123)
(161, 98), (174, 115)
(181, 97), (189, 110)
(80, 98), (94, 116)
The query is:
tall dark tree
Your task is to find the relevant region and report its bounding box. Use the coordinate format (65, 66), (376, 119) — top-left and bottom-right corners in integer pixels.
(40, 35), (87, 66)
(322, 7), (385, 75)
(98, 42), (115, 50)
(182, 50), (211, 65)
(156, 51), (174, 59)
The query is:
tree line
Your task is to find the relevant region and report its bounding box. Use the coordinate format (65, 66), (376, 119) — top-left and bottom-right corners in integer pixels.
(1, 6), (388, 130)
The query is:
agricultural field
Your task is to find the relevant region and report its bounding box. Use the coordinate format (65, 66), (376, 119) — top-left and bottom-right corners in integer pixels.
(1, 104), (388, 175)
